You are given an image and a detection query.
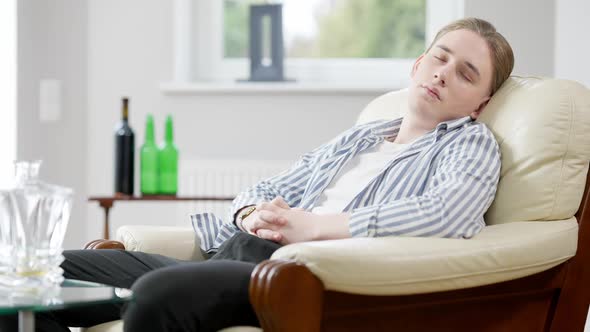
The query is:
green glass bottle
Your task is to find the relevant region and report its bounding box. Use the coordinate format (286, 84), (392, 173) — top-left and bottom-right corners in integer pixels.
(158, 115), (178, 195)
(140, 114), (159, 195)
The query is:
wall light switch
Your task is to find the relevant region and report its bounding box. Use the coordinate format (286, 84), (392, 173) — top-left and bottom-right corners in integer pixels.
(39, 79), (62, 122)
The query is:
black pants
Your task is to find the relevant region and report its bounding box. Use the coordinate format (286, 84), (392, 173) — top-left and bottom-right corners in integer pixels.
(0, 233), (282, 332)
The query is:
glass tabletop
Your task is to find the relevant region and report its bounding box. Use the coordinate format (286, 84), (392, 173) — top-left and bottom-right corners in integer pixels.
(0, 279), (133, 314)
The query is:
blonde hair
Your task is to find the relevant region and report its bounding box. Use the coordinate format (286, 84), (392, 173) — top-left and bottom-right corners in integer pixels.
(426, 17), (514, 96)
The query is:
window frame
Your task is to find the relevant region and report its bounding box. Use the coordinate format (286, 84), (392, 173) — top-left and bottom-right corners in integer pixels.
(176, 0), (464, 86)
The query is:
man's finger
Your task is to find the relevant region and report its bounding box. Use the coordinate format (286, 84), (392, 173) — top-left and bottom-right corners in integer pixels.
(257, 210), (286, 225)
(257, 201), (279, 212)
(256, 229), (282, 242)
(271, 196), (290, 209)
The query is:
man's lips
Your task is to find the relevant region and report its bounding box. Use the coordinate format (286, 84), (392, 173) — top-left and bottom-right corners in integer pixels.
(422, 85), (441, 101)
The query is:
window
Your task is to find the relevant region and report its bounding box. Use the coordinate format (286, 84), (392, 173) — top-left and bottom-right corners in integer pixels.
(171, 0), (464, 88)
(223, 0), (426, 59)
(0, 0), (17, 188)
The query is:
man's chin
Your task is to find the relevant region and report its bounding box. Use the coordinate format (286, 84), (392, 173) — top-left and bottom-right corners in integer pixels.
(408, 95), (436, 114)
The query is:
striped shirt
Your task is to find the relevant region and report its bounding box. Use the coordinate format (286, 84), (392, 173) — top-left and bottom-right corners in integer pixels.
(311, 140), (409, 215)
(191, 115), (501, 253)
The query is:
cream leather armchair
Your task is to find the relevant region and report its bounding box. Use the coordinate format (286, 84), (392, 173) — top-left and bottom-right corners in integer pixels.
(86, 76), (590, 332)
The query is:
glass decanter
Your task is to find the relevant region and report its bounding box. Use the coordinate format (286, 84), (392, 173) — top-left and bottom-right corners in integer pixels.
(0, 160), (73, 294)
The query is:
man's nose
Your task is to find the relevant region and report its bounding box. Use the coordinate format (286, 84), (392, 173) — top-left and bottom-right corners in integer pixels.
(433, 72), (446, 86)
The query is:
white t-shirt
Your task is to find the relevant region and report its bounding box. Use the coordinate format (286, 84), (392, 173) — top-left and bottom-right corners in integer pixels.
(311, 140), (408, 215)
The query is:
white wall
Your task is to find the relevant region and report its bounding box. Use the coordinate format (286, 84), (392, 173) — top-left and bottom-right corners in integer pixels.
(464, 0), (555, 77)
(0, 0), (17, 189)
(17, 0), (88, 249)
(555, 0), (590, 87)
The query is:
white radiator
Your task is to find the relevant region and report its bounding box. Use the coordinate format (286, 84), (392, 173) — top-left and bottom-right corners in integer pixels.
(176, 159), (293, 220)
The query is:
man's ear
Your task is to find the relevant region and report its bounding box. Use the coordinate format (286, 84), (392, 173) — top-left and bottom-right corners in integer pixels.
(411, 54), (425, 77)
(470, 96), (491, 120)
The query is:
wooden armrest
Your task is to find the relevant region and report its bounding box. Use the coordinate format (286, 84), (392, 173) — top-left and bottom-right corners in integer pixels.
(250, 259), (324, 332)
(84, 239), (126, 250)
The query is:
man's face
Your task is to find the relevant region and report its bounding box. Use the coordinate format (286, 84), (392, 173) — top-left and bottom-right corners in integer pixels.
(408, 29), (494, 123)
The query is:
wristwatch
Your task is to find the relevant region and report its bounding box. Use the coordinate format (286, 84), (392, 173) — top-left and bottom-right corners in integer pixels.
(238, 205), (257, 231)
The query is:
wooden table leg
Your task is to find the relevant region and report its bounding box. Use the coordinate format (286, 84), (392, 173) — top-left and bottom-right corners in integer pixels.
(104, 206), (111, 239)
(98, 200), (114, 239)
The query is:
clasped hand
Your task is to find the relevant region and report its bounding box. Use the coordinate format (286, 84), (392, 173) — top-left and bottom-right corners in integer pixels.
(241, 197), (351, 245)
(241, 197), (319, 245)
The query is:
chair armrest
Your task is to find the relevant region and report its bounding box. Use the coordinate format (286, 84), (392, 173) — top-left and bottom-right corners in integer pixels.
(270, 219), (578, 296)
(116, 225), (205, 261)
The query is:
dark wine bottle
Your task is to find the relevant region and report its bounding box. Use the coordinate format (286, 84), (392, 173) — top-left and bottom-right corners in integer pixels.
(114, 97), (135, 195)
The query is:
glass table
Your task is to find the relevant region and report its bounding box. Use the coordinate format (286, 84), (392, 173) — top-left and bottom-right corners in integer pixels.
(0, 279), (133, 332)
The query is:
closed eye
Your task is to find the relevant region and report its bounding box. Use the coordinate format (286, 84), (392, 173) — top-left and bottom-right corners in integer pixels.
(460, 72), (472, 82)
(434, 55), (446, 62)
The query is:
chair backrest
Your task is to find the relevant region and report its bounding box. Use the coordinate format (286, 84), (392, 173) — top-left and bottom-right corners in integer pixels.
(356, 76), (590, 225)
